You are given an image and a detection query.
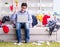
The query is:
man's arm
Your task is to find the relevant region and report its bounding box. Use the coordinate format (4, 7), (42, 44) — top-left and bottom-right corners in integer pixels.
(10, 13), (17, 24)
(28, 12), (32, 27)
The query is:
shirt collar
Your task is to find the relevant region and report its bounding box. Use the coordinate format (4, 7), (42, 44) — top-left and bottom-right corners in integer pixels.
(19, 11), (26, 13)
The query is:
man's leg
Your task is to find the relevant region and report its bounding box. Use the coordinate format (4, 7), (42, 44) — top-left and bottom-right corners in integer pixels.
(16, 23), (22, 43)
(24, 23), (30, 43)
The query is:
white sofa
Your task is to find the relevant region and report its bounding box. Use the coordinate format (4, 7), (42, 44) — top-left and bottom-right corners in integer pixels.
(0, 15), (60, 42)
(0, 26), (57, 42)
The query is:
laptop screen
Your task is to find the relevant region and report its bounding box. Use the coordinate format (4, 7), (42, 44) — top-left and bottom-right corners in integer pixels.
(17, 15), (28, 23)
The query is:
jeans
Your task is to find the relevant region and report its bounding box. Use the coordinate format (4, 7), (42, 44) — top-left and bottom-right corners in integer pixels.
(16, 23), (30, 43)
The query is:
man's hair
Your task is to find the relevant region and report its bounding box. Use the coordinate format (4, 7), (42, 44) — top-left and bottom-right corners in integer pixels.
(21, 3), (27, 7)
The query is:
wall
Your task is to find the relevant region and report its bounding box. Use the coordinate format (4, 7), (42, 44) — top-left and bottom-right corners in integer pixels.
(54, 0), (60, 13)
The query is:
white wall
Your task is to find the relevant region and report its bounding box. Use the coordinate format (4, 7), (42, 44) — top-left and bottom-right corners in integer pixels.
(54, 0), (60, 13)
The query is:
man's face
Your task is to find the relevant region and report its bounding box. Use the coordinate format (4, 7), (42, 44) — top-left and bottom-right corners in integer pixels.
(21, 6), (27, 12)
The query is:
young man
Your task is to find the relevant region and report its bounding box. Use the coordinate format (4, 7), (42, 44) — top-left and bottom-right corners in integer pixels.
(11, 3), (32, 44)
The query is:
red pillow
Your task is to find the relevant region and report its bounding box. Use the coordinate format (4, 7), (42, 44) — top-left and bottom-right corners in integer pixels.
(2, 25), (9, 34)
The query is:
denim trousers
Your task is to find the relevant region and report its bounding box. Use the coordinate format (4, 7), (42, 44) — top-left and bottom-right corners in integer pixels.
(16, 22), (30, 43)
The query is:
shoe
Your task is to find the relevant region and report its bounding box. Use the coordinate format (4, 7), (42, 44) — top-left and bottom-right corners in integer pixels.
(25, 39), (29, 43)
(32, 42), (36, 44)
(46, 41), (50, 46)
(25, 41), (28, 43)
(25, 41), (29, 43)
(13, 43), (17, 45)
(17, 42), (23, 46)
(32, 42), (41, 45)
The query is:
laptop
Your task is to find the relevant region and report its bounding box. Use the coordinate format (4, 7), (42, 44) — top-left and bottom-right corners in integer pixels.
(17, 15), (28, 23)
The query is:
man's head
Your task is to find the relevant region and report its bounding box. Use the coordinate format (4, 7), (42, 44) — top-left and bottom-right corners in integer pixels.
(21, 3), (27, 12)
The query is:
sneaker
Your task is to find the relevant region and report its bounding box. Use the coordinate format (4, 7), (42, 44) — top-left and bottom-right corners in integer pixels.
(46, 41), (50, 46)
(13, 43), (17, 45)
(25, 41), (28, 43)
(17, 42), (23, 46)
(25, 40), (29, 43)
(32, 42), (37, 44)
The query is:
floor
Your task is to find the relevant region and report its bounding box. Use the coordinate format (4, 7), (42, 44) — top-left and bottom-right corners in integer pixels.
(0, 42), (60, 47)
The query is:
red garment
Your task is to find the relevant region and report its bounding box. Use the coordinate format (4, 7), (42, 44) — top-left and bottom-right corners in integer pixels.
(2, 25), (9, 34)
(10, 5), (13, 11)
(42, 15), (50, 25)
(0, 20), (2, 25)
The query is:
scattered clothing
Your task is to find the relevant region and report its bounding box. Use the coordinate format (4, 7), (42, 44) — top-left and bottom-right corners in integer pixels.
(36, 14), (43, 22)
(46, 20), (60, 35)
(32, 15), (38, 27)
(2, 16), (10, 23)
(0, 20), (2, 25)
(2, 25), (9, 34)
(10, 5), (13, 11)
(42, 15), (50, 25)
(0, 20), (2, 28)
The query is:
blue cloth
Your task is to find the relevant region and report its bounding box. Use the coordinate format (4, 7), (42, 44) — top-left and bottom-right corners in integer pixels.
(32, 15), (38, 27)
(16, 23), (30, 42)
(2, 16), (10, 23)
(46, 20), (56, 28)
(46, 20), (60, 35)
(46, 20), (56, 35)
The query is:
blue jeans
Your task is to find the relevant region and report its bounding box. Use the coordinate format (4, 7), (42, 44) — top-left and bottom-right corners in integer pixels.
(16, 23), (30, 43)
